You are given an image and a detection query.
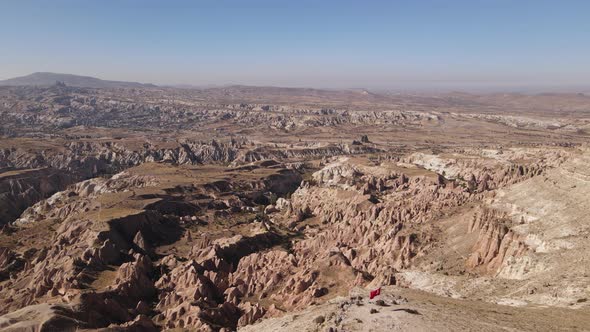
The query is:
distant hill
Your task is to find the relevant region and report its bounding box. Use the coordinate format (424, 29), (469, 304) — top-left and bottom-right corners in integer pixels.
(0, 72), (157, 89)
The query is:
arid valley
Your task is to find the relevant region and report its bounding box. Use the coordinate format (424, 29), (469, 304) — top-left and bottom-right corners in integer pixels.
(0, 75), (589, 331)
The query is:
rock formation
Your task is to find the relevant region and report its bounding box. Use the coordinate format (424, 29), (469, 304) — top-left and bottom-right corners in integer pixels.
(1, 85), (589, 330)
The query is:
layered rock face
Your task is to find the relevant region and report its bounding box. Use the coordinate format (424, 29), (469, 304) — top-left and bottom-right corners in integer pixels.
(0, 167), (77, 225)
(477, 148), (590, 304)
(12, 171), (159, 227)
(0, 139), (381, 175)
(466, 207), (529, 273)
(0, 140), (244, 174)
(391, 148), (590, 308)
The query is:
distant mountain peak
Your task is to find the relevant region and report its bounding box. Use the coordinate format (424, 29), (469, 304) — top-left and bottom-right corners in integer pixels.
(0, 72), (157, 89)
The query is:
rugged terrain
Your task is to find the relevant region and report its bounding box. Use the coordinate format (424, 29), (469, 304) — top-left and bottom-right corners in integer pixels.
(1, 82), (590, 331)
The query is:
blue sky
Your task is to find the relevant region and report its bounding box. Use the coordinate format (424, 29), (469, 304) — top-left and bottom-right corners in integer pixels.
(1, 0), (589, 90)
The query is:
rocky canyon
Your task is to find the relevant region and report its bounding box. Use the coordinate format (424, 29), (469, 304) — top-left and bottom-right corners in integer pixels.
(1, 82), (590, 331)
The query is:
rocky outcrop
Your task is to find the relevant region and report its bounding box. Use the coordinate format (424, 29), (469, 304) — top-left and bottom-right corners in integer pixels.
(0, 167), (77, 225)
(466, 208), (528, 274)
(13, 172), (158, 226)
(152, 229), (284, 330)
(0, 248), (24, 281)
(404, 150), (552, 192)
(0, 189), (183, 329)
(0, 139), (245, 175)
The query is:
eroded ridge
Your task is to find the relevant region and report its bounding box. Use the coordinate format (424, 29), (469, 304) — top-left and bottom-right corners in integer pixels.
(1, 86), (590, 331)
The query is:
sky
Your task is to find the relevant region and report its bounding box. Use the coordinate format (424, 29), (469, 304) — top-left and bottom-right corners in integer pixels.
(1, 0), (589, 91)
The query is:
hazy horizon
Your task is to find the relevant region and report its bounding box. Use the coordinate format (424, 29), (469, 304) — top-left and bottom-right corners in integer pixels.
(1, 0), (589, 92)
